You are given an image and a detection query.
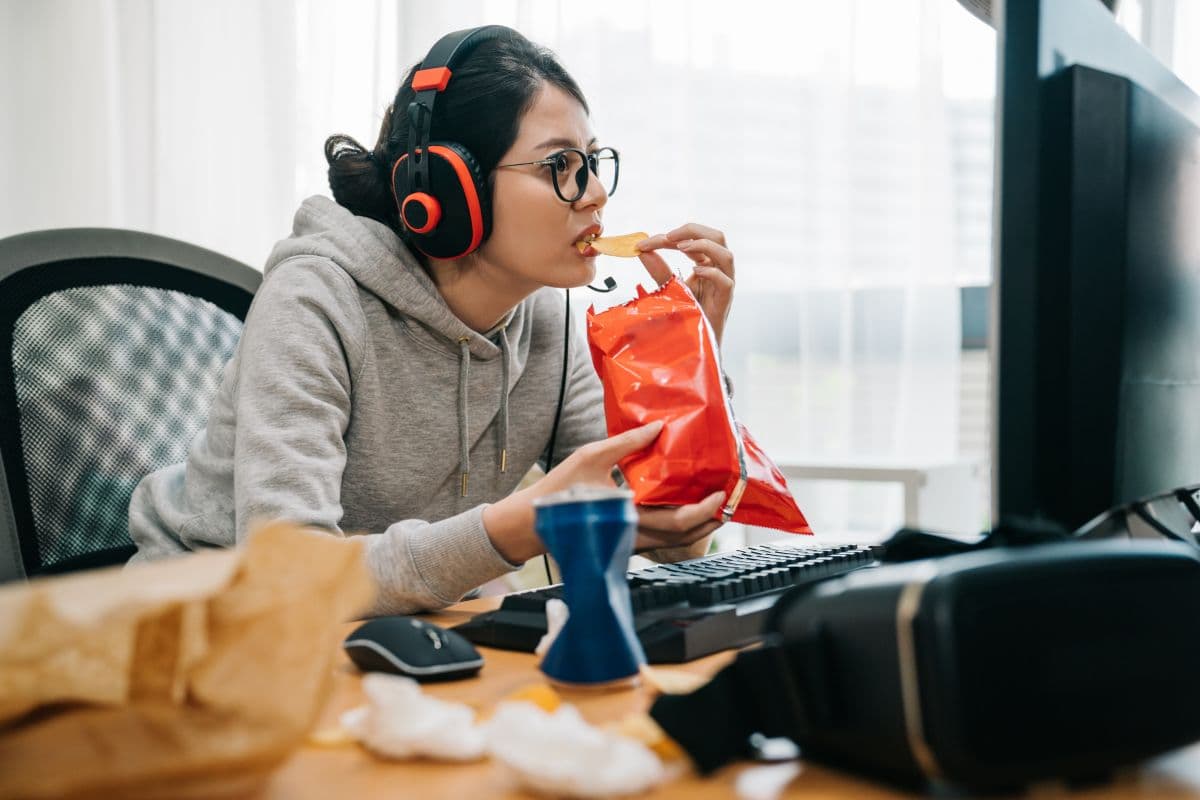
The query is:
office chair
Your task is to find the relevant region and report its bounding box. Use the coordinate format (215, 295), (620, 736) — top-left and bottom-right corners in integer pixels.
(0, 228), (261, 582)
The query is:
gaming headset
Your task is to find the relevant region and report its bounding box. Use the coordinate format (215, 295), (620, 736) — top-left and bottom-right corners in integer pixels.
(393, 25), (618, 583)
(387, 24), (620, 292)
(387, 25), (507, 260)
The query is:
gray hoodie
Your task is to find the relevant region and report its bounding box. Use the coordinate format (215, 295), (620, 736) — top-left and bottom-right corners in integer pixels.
(127, 195), (607, 615)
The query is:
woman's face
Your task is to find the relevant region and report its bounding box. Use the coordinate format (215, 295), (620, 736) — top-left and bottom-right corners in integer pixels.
(478, 84), (608, 291)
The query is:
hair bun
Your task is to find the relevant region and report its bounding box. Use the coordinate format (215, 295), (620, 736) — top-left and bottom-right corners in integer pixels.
(324, 134), (369, 165)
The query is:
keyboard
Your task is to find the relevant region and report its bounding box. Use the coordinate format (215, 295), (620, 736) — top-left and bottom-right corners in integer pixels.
(454, 540), (877, 663)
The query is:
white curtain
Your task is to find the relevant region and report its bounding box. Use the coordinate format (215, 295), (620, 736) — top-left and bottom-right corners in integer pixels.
(0, 0), (400, 268)
(0, 0), (995, 538)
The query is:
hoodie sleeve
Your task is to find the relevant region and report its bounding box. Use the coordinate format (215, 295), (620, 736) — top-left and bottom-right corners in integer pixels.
(233, 258), (518, 616)
(232, 259), (357, 540)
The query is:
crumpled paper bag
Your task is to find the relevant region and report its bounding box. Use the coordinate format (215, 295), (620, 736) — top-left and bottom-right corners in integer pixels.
(0, 522), (374, 799)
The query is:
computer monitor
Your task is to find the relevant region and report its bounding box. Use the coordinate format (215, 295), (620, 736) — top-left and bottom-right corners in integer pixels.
(994, 0), (1200, 529)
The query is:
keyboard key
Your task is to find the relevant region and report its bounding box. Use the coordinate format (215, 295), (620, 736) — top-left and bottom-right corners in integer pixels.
(501, 591), (550, 612)
(654, 584), (683, 606)
(685, 582), (722, 605)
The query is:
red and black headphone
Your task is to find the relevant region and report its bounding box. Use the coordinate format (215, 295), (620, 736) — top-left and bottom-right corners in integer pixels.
(389, 25), (511, 261)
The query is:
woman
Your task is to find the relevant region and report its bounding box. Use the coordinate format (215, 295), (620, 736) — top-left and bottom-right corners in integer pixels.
(128, 27), (738, 615)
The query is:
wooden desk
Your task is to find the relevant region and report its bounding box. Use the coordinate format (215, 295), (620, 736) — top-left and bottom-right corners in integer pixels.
(262, 599), (1200, 799)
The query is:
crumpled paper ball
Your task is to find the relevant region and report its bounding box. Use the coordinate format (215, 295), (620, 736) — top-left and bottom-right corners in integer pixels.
(340, 673), (485, 761)
(485, 701), (665, 798)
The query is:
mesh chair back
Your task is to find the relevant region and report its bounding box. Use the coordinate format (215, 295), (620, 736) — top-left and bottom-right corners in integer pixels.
(13, 285), (241, 570)
(0, 230), (259, 578)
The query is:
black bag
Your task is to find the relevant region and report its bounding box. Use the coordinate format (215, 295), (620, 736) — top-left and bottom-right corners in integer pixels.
(650, 538), (1200, 790)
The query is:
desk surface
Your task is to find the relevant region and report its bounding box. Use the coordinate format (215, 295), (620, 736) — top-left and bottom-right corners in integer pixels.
(262, 599), (1200, 799)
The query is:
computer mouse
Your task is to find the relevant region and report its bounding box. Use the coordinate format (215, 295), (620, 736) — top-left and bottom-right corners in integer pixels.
(343, 616), (484, 682)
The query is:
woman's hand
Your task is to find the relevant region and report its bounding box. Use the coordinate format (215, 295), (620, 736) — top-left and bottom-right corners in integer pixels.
(633, 505), (722, 556)
(635, 223), (736, 346)
(482, 421), (724, 563)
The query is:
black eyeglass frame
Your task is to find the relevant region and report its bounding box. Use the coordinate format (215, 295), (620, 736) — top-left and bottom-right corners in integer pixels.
(496, 147), (620, 203)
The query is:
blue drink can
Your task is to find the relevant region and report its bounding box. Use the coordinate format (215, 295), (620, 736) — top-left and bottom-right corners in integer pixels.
(533, 485), (646, 686)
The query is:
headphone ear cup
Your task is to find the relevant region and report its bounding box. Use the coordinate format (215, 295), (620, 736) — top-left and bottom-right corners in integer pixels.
(390, 141), (491, 260)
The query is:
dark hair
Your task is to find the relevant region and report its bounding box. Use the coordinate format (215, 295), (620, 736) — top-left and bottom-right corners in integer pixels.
(324, 29), (589, 246)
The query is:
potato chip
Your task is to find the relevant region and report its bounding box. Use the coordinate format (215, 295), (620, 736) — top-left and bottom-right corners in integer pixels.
(639, 665), (709, 695)
(499, 682), (562, 713)
(608, 712), (687, 761)
(575, 232), (649, 257)
(306, 725), (355, 747)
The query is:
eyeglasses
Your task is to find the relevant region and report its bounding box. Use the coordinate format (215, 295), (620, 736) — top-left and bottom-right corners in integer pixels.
(496, 147), (620, 203)
(1076, 484), (1200, 550)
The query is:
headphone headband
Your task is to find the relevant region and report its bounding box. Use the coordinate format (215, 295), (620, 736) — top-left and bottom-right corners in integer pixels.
(391, 25), (515, 260)
(403, 25), (510, 194)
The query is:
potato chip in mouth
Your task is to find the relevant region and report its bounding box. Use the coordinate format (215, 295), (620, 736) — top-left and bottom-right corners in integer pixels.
(575, 232), (649, 257)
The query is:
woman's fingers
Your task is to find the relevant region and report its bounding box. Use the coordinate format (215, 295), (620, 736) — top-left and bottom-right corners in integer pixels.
(635, 226), (734, 289)
(632, 490), (727, 552)
(664, 222), (727, 248)
(636, 233), (675, 251)
(636, 248), (674, 287)
(637, 491), (725, 533)
(685, 265), (735, 297)
(583, 420), (664, 465)
(676, 238), (735, 280)
(637, 520), (722, 551)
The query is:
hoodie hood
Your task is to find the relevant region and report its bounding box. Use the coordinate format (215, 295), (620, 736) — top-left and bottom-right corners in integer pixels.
(264, 194), (512, 361)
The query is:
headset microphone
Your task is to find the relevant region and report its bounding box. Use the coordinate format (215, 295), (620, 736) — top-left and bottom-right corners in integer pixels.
(588, 277), (618, 293)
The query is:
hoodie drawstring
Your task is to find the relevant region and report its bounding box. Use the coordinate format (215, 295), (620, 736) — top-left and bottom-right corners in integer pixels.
(457, 327), (512, 497)
(457, 337), (471, 496)
(497, 328), (510, 475)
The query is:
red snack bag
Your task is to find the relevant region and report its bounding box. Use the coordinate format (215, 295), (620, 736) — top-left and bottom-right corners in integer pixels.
(587, 278), (812, 534)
